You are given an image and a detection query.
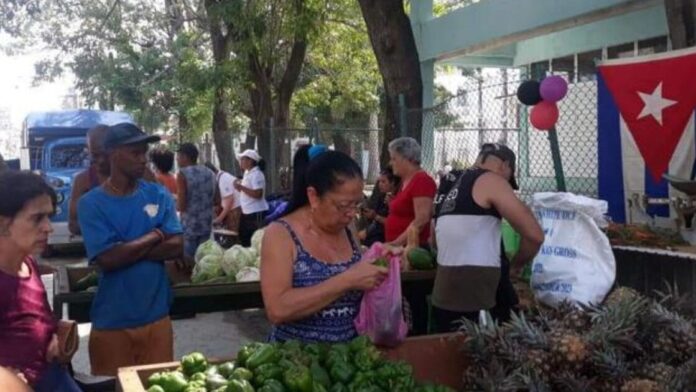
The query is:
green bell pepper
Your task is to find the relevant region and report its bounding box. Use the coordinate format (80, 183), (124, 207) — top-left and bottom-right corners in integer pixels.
(218, 362), (236, 379)
(181, 353), (208, 377)
(303, 343), (329, 365)
(206, 373), (229, 391)
(231, 367), (254, 381)
(415, 384), (456, 392)
(184, 380), (207, 392)
(147, 386), (166, 392)
(258, 379), (286, 392)
(329, 383), (348, 392)
(350, 370), (377, 389)
(156, 371), (188, 392)
(246, 344), (280, 369)
(352, 347), (380, 371)
(348, 336), (371, 353)
(325, 352), (348, 370)
(312, 381), (328, 392)
(372, 258), (388, 268)
(253, 364), (283, 386)
(309, 361), (331, 389)
(236, 342), (262, 367)
(189, 372), (206, 383)
(283, 365), (313, 392)
(329, 361), (355, 385)
(148, 372), (165, 388)
(226, 379), (255, 392)
(281, 340), (304, 353)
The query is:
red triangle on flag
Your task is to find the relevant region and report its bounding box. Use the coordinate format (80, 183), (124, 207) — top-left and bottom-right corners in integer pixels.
(599, 49), (696, 182)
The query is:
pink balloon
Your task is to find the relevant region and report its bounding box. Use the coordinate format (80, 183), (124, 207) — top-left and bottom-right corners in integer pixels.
(540, 75), (568, 102)
(530, 101), (559, 131)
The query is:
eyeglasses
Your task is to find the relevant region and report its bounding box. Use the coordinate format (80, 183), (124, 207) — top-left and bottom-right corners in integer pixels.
(329, 198), (364, 213)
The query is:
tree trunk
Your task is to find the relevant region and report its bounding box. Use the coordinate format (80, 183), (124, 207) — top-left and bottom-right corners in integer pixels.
(665, 0), (696, 49)
(366, 112), (380, 183)
(357, 0), (423, 167)
(211, 87), (234, 171)
(205, 0), (234, 172)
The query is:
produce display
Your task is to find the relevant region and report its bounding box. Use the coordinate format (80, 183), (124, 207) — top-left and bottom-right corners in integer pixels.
(458, 285), (696, 391)
(605, 223), (688, 249)
(191, 229), (265, 284)
(146, 336), (455, 392)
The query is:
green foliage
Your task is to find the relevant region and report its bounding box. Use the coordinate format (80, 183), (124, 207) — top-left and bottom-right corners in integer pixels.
(291, 0), (380, 128)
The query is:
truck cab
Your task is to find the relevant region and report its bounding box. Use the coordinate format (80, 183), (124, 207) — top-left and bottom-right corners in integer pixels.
(21, 110), (134, 247)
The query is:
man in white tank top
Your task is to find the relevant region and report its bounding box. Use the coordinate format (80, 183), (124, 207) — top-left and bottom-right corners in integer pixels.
(431, 143), (544, 332)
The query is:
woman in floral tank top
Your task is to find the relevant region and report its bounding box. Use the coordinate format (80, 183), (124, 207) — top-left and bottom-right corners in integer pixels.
(260, 145), (388, 343)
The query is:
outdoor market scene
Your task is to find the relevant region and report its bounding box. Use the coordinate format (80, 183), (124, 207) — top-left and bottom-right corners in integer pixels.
(3, 0), (696, 391)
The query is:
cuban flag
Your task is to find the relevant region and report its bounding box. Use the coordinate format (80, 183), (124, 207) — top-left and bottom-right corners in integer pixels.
(597, 47), (696, 223)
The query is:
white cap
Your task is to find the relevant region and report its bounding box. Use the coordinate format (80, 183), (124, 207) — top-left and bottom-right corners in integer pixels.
(237, 149), (262, 162)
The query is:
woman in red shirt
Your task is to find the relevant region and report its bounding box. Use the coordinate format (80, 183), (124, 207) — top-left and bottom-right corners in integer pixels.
(0, 171), (81, 392)
(385, 137), (437, 248)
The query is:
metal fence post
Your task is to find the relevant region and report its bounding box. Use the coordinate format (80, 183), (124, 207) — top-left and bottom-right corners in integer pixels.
(547, 126), (567, 192)
(398, 94), (407, 138)
(268, 118), (276, 195)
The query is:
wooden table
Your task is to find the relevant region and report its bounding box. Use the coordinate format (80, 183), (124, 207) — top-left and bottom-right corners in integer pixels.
(53, 266), (436, 330)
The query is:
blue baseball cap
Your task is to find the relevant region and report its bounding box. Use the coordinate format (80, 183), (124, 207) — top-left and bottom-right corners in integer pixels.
(104, 123), (160, 149)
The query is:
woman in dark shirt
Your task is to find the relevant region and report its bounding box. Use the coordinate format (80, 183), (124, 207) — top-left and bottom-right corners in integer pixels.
(361, 168), (400, 246)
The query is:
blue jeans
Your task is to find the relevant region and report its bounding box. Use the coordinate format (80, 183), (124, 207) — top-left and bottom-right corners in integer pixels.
(34, 362), (82, 392)
(184, 232), (211, 258)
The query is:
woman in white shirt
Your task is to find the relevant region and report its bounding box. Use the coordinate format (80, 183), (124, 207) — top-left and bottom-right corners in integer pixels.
(234, 149), (270, 246)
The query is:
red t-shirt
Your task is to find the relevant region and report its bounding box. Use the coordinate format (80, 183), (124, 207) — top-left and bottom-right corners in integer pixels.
(0, 256), (57, 384)
(385, 171), (437, 245)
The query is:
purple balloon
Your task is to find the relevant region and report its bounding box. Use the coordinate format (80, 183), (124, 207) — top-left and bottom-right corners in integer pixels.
(540, 75), (568, 102)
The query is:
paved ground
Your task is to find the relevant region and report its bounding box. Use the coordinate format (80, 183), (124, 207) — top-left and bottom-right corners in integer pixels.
(40, 248), (271, 385)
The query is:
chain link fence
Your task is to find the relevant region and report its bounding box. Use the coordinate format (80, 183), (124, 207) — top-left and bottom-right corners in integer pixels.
(411, 70), (599, 198)
(265, 124), (381, 195)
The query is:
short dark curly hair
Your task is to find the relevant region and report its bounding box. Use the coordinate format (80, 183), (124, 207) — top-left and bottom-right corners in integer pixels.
(0, 171), (57, 219)
(150, 148), (175, 173)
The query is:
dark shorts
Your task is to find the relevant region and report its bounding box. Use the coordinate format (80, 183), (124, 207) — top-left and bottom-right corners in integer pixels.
(239, 212), (266, 247)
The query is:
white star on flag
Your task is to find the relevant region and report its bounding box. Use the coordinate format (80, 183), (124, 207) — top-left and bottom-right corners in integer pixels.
(636, 82), (677, 125)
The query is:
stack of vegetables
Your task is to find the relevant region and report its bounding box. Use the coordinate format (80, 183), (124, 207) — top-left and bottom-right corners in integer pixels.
(146, 336), (455, 392)
(605, 223), (687, 249)
(191, 229), (265, 284)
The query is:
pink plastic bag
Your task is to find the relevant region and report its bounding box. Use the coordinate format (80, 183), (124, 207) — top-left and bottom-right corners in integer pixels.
(354, 242), (408, 347)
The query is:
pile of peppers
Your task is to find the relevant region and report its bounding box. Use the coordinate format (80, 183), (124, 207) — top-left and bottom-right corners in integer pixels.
(146, 336), (455, 392)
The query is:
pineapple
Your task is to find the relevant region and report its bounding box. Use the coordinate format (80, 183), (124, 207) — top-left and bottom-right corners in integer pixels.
(651, 331), (682, 362)
(639, 362), (674, 384)
(562, 308), (590, 332)
(525, 349), (552, 382)
(619, 379), (661, 392)
(549, 328), (588, 371)
(605, 286), (641, 307)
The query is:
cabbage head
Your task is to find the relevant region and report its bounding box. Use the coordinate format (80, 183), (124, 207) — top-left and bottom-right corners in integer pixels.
(250, 228), (265, 254)
(194, 239), (223, 263)
(235, 267), (260, 282)
(221, 245), (258, 275)
(191, 254), (223, 283)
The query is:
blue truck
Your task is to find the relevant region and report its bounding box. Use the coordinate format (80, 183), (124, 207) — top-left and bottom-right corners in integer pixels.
(21, 109), (134, 247)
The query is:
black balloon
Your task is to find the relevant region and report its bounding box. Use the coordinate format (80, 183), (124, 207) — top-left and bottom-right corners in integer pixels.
(517, 80), (542, 106)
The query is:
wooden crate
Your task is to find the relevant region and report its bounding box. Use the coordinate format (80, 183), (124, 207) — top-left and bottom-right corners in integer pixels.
(117, 334), (467, 392)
